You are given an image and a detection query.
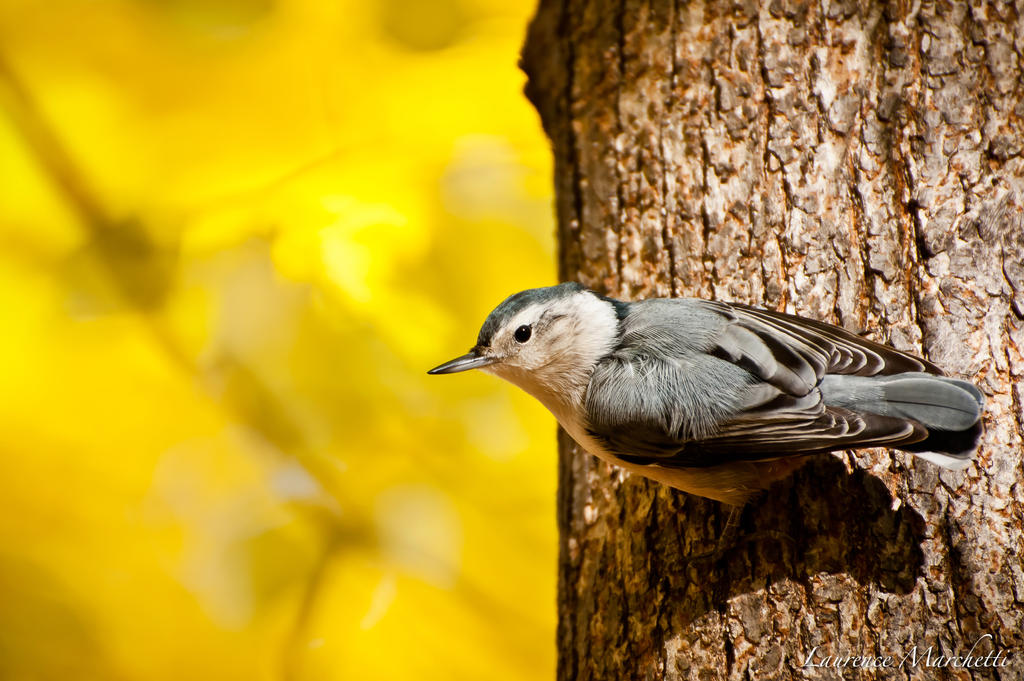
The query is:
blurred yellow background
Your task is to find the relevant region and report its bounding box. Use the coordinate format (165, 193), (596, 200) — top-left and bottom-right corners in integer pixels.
(0, 1), (557, 679)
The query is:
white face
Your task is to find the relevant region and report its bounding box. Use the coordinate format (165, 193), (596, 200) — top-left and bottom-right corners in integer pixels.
(481, 302), (571, 373)
(479, 292), (620, 402)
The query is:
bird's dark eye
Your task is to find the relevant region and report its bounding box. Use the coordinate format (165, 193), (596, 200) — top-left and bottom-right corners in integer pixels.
(514, 325), (532, 343)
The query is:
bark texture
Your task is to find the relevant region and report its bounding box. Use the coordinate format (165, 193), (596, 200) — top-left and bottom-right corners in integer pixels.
(521, 1), (1024, 679)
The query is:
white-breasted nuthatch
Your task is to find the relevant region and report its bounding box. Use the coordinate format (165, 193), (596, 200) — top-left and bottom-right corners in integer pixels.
(428, 283), (985, 505)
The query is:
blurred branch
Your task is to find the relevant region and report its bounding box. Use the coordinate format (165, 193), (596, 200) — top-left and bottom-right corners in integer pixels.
(0, 49), (346, 499)
(0, 53), (111, 229)
(1, 49), (545, 527)
(0, 53), (539, 677)
(280, 530), (343, 681)
(0, 51), (368, 680)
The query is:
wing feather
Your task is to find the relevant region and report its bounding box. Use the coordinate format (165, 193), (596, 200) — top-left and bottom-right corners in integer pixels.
(707, 302), (939, 378)
(584, 299), (933, 470)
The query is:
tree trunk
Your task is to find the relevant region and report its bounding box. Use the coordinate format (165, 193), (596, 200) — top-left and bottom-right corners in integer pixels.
(520, 1), (1024, 679)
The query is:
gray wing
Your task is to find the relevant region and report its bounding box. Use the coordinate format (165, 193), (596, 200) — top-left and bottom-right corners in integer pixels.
(584, 299), (932, 468)
(701, 300), (941, 391)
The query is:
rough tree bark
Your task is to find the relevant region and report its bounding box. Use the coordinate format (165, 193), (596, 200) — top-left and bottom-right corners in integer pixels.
(520, 1), (1024, 679)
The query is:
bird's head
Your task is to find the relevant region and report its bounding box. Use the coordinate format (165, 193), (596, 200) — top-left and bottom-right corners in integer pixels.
(428, 283), (624, 402)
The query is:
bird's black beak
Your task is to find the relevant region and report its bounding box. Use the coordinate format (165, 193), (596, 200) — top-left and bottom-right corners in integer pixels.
(427, 349), (495, 375)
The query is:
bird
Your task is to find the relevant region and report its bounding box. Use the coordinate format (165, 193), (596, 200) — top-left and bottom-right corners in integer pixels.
(428, 282), (985, 505)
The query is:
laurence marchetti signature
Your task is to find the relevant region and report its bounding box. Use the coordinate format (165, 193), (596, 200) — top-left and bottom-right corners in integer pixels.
(801, 634), (1012, 670)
